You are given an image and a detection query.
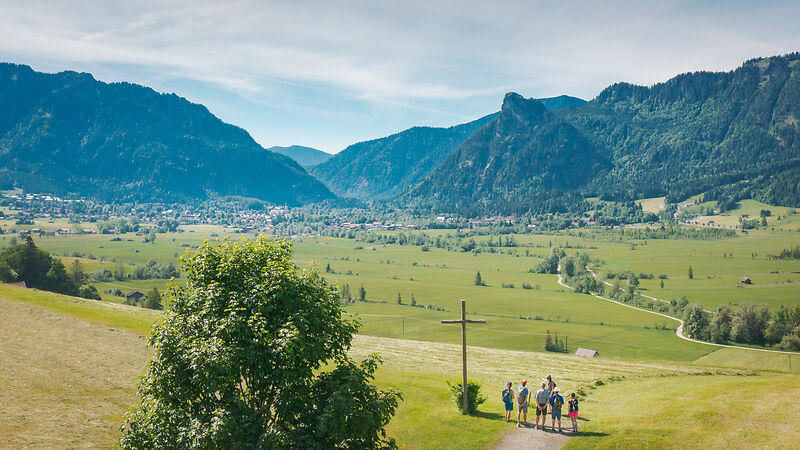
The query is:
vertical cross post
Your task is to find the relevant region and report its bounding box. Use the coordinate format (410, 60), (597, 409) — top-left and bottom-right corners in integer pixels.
(441, 299), (486, 414)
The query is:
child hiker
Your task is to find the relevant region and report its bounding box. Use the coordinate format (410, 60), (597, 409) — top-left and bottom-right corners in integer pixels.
(549, 387), (564, 432)
(568, 392), (579, 433)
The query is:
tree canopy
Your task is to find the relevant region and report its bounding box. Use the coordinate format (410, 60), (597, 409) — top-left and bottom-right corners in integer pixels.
(120, 236), (401, 448)
(0, 236), (76, 295)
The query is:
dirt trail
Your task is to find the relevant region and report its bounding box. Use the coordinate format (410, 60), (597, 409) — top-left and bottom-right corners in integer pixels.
(558, 267), (800, 355)
(494, 424), (570, 450)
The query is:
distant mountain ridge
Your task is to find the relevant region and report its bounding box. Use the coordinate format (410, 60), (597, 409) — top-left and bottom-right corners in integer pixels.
(399, 52), (800, 214)
(0, 63), (333, 205)
(312, 114), (497, 200)
(313, 95), (585, 201)
(535, 95), (587, 110)
(267, 145), (332, 169)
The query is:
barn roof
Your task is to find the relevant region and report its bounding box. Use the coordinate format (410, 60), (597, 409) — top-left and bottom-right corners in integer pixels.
(575, 347), (599, 357)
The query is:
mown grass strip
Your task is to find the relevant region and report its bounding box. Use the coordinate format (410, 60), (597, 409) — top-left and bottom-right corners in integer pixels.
(0, 285), (158, 336)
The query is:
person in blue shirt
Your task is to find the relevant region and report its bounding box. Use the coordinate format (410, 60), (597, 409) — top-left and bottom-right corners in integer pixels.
(502, 382), (514, 422)
(549, 386), (564, 432)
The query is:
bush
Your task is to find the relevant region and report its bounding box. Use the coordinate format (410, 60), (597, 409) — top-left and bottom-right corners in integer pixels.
(78, 284), (102, 300)
(446, 379), (486, 415)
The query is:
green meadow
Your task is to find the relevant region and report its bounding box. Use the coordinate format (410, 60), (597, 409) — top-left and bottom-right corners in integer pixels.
(4, 200), (800, 359)
(2, 284), (797, 449)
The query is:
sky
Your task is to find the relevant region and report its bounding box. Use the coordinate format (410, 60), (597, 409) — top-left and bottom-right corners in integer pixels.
(0, 1), (798, 153)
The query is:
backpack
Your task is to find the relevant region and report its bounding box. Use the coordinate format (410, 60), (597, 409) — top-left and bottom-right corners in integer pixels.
(502, 389), (512, 403)
(553, 395), (563, 409)
(517, 387), (528, 403)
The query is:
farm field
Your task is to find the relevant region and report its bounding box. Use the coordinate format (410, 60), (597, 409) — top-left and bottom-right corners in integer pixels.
(0, 232), (717, 360)
(3, 209), (800, 356)
(5, 288), (796, 450)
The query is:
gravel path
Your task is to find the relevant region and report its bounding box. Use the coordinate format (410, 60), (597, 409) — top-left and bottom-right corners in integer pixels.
(494, 423), (571, 450)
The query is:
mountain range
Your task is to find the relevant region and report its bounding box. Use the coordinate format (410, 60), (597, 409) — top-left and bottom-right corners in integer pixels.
(322, 53), (800, 214)
(2, 53), (799, 214)
(0, 63), (332, 205)
(404, 93), (607, 214)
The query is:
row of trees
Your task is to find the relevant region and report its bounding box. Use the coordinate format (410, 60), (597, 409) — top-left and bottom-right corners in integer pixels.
(769, 245), (800, 260)
(544, 330), (568, 353)
(89, 261), (179, 282)
(339, 283), (366, 303)
(684, 304), (800, 350)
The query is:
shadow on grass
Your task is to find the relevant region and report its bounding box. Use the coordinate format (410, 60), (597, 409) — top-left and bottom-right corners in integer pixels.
(575, 431), (608, 437)
(472, 410), (506, 421)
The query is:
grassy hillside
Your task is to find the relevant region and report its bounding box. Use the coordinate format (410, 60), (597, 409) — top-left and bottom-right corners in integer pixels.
(0, 296), (150, 448)
(566, 373), (800, 449)
(4, 286), (798, 449)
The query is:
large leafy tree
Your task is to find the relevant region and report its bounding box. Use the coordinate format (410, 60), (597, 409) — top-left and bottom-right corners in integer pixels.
(120, 237), (400, 448)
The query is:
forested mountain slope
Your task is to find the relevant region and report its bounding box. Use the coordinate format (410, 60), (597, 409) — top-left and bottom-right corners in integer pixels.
(567, 52), (800, 203)
(312, 114), (497, 200)
(404, 53), (800, 214)
(0, 63), (333, 205)
(405, 93), (607, 214)
(313, 95), (585, 201)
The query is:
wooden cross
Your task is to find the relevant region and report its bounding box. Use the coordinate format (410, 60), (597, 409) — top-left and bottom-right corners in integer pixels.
(441, 299), (486, 414)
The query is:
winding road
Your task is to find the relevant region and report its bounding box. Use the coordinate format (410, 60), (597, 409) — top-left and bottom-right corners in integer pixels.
(556, 266), (799, 355)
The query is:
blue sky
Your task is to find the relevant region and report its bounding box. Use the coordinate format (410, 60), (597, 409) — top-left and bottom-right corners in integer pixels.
(0, 0), (798, 153)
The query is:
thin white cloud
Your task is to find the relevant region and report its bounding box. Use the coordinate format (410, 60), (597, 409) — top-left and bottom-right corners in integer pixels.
(1, 0), (797, 103)
(0, 0), (798, 151)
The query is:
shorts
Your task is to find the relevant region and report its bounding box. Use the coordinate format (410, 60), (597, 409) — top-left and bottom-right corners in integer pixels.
(551, 409), (562, 420)
(518, 403), (528, 413)
(505, 401), (514, 411)
(569, 412), (579, 418)
(536, 405), (548, 416)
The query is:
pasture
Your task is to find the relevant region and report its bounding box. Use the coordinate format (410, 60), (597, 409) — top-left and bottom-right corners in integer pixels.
(3, 205), (800, 359)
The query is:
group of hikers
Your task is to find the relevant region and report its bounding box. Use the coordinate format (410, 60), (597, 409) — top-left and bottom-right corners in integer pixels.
(501, 375), (579, 433)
